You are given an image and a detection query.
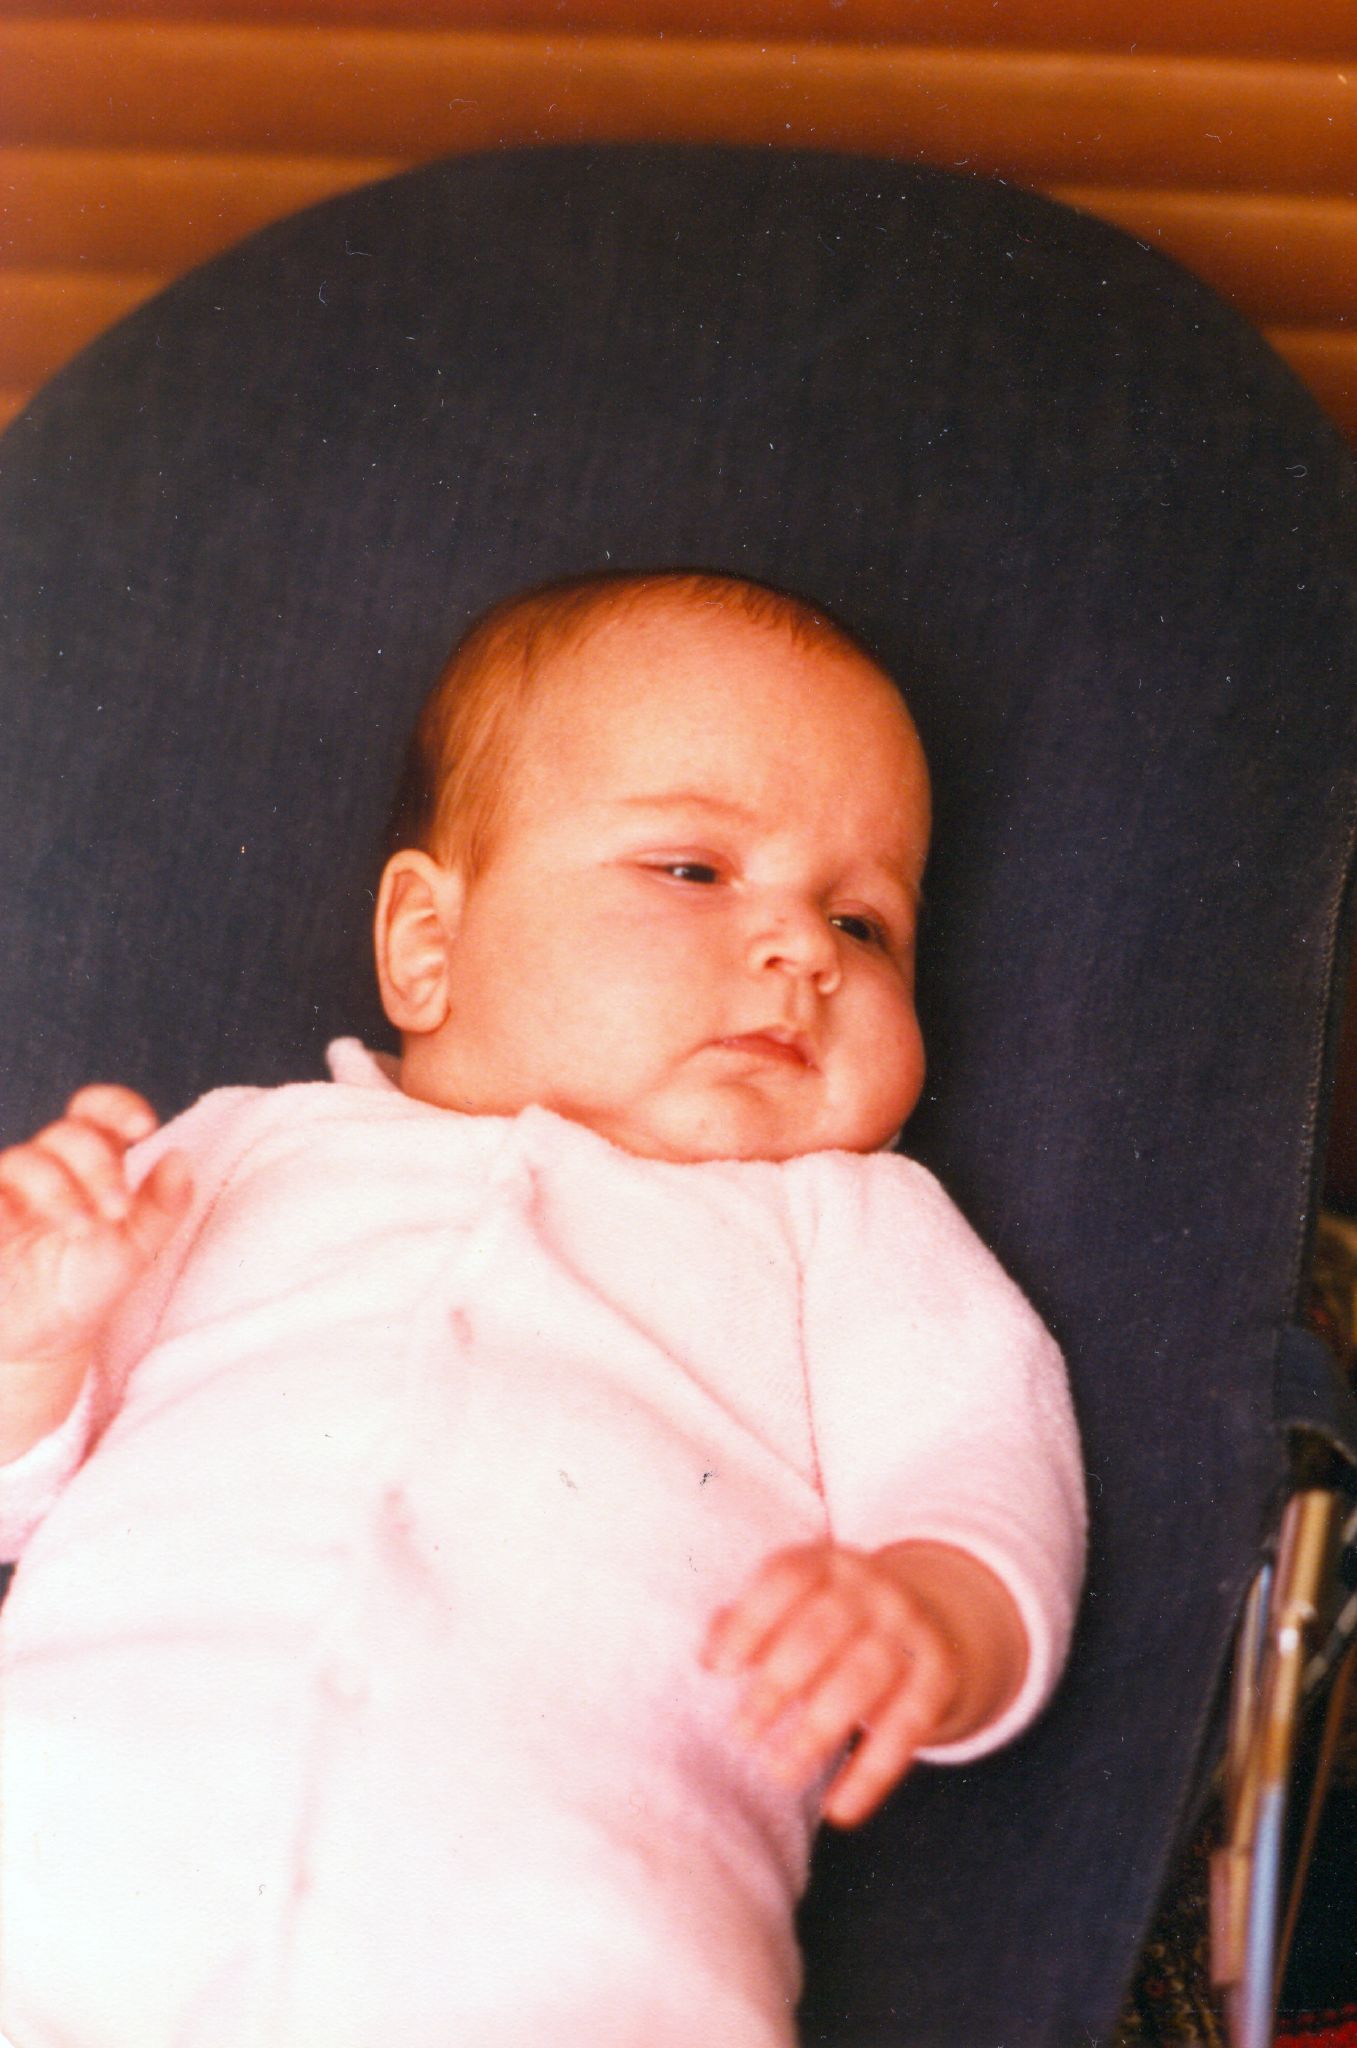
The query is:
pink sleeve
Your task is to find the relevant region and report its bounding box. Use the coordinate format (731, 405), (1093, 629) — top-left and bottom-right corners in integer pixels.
(0, 1374), (96, 1560)
(788, 1152), (1087, 1764)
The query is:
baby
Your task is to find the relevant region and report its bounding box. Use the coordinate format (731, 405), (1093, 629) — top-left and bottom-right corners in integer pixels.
(0, 572), (1085, 2047)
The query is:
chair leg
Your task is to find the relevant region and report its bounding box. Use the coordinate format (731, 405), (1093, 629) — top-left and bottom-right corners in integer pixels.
(1275, 1640), (1357, 2012)
(1211, 1489), (1345, 2048)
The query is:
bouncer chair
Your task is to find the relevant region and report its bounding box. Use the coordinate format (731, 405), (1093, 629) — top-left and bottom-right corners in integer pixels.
(1, 145), (1355, 2046)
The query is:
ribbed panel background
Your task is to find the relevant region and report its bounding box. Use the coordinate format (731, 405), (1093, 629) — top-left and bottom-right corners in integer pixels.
(1, 3), (1354, 442)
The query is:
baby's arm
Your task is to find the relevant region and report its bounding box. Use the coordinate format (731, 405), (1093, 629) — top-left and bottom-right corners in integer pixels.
(0, 1088), (192, 1463)
(703, 1538), (1026, 1827)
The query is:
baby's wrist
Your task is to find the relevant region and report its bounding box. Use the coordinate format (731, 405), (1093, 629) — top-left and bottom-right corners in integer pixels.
(873, 1539), (1029, 1746)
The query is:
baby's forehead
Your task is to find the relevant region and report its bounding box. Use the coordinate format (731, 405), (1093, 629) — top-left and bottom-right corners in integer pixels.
(543, 590), (893, 701)
(532, 603), (924, 817)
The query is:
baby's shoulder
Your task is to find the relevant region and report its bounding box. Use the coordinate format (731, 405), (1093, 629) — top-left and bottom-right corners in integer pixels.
(128, 1079), (282, 1185)
(135, 1072), (367, 1166)
(778, 1146), (1036, 1304)
(128, 1059), (445, 1211)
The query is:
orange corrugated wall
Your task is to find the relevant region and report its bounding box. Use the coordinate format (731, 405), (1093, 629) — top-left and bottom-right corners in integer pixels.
(1, 1), (1354, 440)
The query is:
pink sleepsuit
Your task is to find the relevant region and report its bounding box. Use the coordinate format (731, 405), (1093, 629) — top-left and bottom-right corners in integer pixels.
(0, 1041), (1084, 2047)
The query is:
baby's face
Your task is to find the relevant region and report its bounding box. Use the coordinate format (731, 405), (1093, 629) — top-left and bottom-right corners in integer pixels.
(394, 603), (930, 1162)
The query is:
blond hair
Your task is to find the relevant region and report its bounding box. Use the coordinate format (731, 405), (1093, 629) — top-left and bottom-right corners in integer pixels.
(387, 570), (873, 875)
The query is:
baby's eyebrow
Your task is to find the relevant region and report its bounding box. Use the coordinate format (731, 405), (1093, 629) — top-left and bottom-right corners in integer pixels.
(607, 791), (760, 821)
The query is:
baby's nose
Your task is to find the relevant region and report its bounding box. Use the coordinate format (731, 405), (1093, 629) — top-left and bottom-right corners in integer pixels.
(747, 904), (840, 991)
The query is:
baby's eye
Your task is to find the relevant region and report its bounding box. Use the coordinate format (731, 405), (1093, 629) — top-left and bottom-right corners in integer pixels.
(829, 911), (887, 948)
(655, 861), (721, 885)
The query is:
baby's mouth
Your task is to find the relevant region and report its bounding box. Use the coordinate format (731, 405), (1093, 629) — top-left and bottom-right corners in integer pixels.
(713, 1030), (815, 1070)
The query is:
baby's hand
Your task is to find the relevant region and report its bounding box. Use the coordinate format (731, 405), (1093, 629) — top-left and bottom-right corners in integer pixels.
(702, 1541), (975, 1828)
(0, 1088), (190, 1446)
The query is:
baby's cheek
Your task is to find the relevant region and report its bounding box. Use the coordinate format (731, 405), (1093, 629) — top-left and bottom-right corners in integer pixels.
(873, 1003), (925, 1132)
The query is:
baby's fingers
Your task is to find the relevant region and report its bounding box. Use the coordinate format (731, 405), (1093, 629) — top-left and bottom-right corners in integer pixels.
(820, 1684), (937, 1829)
(64, 1085), (160, 1150)
(730, 1592), (859, 1741)
(0, 1131), (104, 1236)
(763, 1632), (903, 1788)
(0, 1088), (161, 1236)
(0, 1098), (189, 1286)
(703, 1546), (830, 1676)
(125, 1152), (193, 1260)
(15, 1120), (135, 1229)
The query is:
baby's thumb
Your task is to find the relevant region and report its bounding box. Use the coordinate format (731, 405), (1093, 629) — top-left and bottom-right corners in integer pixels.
(129, 1151), (193, 1259)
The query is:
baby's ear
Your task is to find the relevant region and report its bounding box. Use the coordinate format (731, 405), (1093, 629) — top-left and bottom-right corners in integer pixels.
(373, 850), (464, 1034)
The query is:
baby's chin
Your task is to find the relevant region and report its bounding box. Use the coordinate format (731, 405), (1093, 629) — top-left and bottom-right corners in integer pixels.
(574, 1091), (898, 1166)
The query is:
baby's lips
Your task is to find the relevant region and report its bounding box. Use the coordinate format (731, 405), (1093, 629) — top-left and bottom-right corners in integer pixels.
(713, 1030), (815, 1070)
